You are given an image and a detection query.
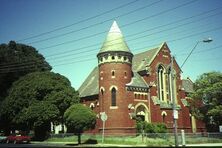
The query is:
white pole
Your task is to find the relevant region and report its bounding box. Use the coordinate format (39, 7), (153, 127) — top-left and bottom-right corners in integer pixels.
(102, 120), (105, 143)
(181, 129), (186, 146)
(171, 56), (179, 147)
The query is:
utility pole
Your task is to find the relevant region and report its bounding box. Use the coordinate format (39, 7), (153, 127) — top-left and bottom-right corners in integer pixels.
(170, 56), (179, 147)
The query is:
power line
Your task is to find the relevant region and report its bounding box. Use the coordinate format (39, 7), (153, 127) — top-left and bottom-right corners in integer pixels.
(1, 2), (220, 70)
(1, 11), (221, 70)
(36, 0), (197, 50)
(17, 0), (140, 42)
(46, 10), (222, 60)
(26, 0), (164, 45)
(43, 7), (221, 59)
(47, 21), (219, 63)
(1, 26), (222, 73)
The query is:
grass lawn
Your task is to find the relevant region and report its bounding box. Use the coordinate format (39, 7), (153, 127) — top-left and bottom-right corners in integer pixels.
(46, 134), (172, 146)
(46, 133), (222, 146)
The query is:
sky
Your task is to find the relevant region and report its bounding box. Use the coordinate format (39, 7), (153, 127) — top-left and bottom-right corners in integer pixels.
(1, 0), (222, 90)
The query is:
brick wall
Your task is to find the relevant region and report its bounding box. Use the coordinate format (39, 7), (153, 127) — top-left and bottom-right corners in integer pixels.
(98, 63), (135, 133)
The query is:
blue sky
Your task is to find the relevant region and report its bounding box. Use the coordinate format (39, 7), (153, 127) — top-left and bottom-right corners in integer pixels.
(1, 0), (222, 90)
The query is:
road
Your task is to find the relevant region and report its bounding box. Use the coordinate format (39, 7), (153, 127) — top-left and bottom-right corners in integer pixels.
(0, 143), (75, 148)
(1, 142), (222, 147)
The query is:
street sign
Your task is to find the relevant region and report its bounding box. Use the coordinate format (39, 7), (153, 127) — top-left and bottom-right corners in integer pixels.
(219, 125), (222, 132)
(101, 112), (108, 121)
(173, 110), (178, 119)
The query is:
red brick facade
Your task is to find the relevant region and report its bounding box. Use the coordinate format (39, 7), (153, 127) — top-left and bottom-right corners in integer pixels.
(79, 21), (205, 134)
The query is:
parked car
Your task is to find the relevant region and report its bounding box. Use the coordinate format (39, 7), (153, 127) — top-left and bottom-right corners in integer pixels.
(0, 133), (7, 143)
(6, 134), (31, 144)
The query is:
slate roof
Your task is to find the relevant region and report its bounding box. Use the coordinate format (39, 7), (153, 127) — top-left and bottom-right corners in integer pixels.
(78, 67), (99, 98)
(132, 46), (161, 72)
(78, 43), (164, 98)
(126, 72), (148, 88)
(99, 21), (131, 54)
(182, 78), (194, 93)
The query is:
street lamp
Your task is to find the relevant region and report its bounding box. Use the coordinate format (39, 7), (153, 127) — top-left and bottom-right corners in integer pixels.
(171, 38), (212, 147)
(180, 38), (213, 68)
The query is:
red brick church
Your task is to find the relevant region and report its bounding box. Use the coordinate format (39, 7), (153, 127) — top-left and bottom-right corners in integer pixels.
(79, 21), (205, 134)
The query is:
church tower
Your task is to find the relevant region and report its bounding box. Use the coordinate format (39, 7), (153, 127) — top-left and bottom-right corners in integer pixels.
(97, 21), (135, 134)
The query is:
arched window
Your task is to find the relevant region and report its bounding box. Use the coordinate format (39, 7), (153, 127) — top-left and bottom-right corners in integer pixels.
(168, 68), (172, 102)
(161, 111), (167, 123)
(112, 71), (115, 76)
(111, 87), (116, 106)
(101, 89), (104, 95)
(111, 70), (115, 78)
(168, 68), (177, 103)
(158, 65), (166, 101)
(124, 71), (127, 78)
(162, 114), (166, 123)
(90, 103), (95, 110)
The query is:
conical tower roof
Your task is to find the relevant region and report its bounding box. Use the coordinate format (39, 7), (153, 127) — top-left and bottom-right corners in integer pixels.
(98, 21), (131, 54)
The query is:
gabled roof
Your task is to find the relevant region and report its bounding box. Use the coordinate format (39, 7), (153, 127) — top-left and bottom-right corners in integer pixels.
(182, 78), (194, 93)
(78, 67), (99, 98)
(132, 42), (165, 72)
(98, 21), (131, 54)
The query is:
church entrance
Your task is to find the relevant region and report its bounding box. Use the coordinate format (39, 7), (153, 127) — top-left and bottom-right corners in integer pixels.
(135, 103), (150, 122)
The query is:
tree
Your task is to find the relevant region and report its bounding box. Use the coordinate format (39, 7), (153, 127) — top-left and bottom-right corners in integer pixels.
(0, 41), (51, 132)
(192, 71), (222, 132)
(0, 71), (79, 139)
(64, 104), (96, 144)
(0, 41), (51, 101)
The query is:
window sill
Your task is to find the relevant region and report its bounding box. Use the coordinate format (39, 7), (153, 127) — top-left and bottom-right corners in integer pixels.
(110, 106), (118, 109)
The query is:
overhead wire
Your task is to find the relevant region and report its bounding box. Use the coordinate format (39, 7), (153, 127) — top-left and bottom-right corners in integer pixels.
(1, 8), (221, 70)
(26, 0), (164, 45)
(49, 20), (221, 64)
(1, 25), (222, 73)
(44, 7), (222, 58)
(36, 0), (197, 50)
(1, 0), (222, 72)
(17, 0), (140, 42)
(0, 0), (203, 69)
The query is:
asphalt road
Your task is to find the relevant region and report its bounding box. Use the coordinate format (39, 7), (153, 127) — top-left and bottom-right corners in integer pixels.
(0, 143), (75, 148)
(1, 142), (222, 147)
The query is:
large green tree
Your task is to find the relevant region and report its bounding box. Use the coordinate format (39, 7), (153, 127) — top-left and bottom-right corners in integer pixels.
(192, 71), (222, 132)
(0, 71), (79, 139)
(0, 41), (51, 134)
(0, 41), (51, 101)
(64, 104), (96, 144)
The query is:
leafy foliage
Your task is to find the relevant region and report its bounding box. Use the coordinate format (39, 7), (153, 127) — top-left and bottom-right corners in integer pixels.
(0, 41), (51, 101)
(0, 71), (79, 139)
(64, 104), (96, 144)
(136, 120), (167, 136)
(0, 41), (51, 134)
(191, 71), (222, 132)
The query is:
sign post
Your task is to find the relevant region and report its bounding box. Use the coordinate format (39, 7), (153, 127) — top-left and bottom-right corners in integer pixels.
(100, 112), (108, 143)
(219, 125), (222, 132)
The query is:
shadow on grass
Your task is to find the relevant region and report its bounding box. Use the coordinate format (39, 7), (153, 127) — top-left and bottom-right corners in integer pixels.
(83, 138), (98, 144)
(66, 138), (98, 146)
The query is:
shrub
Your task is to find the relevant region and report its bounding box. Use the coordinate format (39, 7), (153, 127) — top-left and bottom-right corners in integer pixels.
(136, 120), (167, 138)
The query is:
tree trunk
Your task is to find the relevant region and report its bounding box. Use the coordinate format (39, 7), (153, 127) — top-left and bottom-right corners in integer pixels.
(61, 117), (64, 133)
(77, 133), (81, 145)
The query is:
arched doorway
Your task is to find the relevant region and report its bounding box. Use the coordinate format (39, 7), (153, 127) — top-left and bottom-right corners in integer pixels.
(135, 103), (150, 122)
